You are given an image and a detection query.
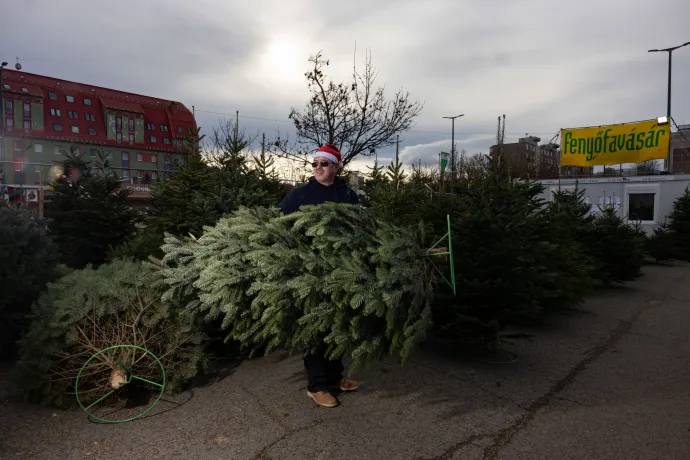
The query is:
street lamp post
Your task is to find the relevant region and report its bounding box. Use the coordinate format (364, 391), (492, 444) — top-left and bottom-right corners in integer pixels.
(648, 41), (690, 172)
(0, 62), (7, 185)
(442, 114), (464, 192)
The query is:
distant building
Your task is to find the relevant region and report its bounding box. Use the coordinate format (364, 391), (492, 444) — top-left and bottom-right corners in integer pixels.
(0, 68), (197, 204)
(671, 124), (690, 174)
(490, 135), (593, 179)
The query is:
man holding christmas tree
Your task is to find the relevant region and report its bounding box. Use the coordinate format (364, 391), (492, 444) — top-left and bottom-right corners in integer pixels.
(279, 143), (361, 408)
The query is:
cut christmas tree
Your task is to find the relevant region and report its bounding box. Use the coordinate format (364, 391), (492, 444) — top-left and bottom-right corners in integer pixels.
(149, 203), (439, 372)
(668, 187), (690, 261)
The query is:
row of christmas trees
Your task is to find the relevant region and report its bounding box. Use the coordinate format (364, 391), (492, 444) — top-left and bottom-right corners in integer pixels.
(3, 136), (690, 407)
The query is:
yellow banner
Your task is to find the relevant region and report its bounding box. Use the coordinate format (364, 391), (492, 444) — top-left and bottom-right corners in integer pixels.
(560, 119), (669, 166)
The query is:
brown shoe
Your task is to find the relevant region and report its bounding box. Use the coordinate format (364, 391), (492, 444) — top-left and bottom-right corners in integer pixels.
(335, 378), (360, 392)
(307, 390), (339, 408)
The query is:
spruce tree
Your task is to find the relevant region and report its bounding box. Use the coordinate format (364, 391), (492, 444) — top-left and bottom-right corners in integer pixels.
(646, 221), (675, 263)
(115, 127), (289, 262)
(586, 207), (644, 284)
(434, 161), (592, 349)
(46, 150), (139, 269)
(362, 148), (428, 230)
(0, 207), (61, 359)
(667, 187), (690, 261)
(148, 203), (437, 372)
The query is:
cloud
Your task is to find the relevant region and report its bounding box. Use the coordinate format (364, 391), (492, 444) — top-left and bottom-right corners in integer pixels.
(397, 136), (495, 166)
(2, 0), (689, 177)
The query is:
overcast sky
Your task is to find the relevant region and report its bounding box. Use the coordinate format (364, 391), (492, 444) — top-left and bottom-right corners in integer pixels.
(2, 0), (688, 174)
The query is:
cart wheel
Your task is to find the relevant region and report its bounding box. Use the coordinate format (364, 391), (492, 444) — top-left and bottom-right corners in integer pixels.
(75, 345), (166, 423)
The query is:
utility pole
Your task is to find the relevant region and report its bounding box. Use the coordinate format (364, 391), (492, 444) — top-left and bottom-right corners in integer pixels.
(235, 110), (239, 139)
(442, 114), (464, 193)
(648, 41), (690, 172)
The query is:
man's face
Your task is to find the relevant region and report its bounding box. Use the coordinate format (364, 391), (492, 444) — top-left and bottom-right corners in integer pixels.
(312, 156), (338, 183)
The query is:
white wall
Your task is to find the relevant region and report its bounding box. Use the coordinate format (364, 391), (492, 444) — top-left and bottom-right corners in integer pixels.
(536, 175), (690, 234)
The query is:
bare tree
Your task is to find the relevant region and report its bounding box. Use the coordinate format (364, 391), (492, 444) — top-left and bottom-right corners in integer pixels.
(636, 160), (661, 176)
(203, 117), (258, 171)
(276, 50), (423, 167)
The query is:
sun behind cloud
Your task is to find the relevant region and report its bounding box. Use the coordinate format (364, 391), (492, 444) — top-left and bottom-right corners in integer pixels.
(254, 35), (310, 88)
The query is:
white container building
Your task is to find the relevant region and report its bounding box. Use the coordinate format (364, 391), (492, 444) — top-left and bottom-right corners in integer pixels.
(535, 175), (690, 234)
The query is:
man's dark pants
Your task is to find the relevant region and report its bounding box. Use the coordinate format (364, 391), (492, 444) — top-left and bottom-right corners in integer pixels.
(304, 343), (344, 392)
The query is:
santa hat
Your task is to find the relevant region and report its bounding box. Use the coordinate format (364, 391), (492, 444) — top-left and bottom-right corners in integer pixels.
(313, 144), (342, 167)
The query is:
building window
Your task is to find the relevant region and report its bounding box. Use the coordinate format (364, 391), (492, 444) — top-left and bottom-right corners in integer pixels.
(151, 154), (157, 164)
(35, 144), (43, 153)
(66, 95), (74, 103)
(53, 123), (62, 132)
(71, 125), (80, 134)
(163, 137), (170, 145)
(54, 146), (62, 155)
(129, 133), (134, 145)
(88, 128), (97, 136)
(23, 119), (31, 134)
(187, 127), (193, 135)
(90, 149), (98, 157)
(160, 125), (168, 132)
(115, 116), (122, 130)
(4, 99), (12, 115)
(105, 151), (113, 159)
(85, 113), (95, 122)
(23, 103), (31, 118)
(128, 119), (135, 131)
(68, 111), (79, 119)
(122, 152), (130, 183)
(48, 92), (57, 100)
(146, 123), (155, 130)
(150, 136), (157, 143)
(136, 153), (143, 162)
(177, 126), (182, 133)
(13, 140), (23, 158)
(628, 193), (655, 221)
(84, 98), (92, 106)
(50, 108), (61, 117)
(6, 118), (13, 132)
(116, 132), (122, 143)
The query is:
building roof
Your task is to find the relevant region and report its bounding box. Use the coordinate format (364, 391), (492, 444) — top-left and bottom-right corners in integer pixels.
(1, 69), (196, 153)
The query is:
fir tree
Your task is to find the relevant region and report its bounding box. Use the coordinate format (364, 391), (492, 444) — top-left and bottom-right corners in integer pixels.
(0, 207), (61, 359)
(148, 203), (438, 372)
(434, 161), (593, 349)
(667, 187), (690, 261)
(586, 207), (644, 284)
(362, 147), (428, 230)
(118, 126), (289, 262)
(11, 259), (206, 407)
(646, 221), (675, 263)
(46, 150), (140, 269)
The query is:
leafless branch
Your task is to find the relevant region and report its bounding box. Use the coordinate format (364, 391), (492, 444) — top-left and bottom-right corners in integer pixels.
(287, 49), (424, 166)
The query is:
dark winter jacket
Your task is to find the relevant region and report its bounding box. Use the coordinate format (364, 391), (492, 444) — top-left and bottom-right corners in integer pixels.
(278, 176), (359, 215)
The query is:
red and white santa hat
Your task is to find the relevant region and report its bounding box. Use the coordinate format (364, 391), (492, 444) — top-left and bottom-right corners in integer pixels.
(313, 144), (342, 167)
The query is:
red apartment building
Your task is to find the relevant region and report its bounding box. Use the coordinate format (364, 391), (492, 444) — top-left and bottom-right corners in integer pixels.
(0, 68), (197, 205)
